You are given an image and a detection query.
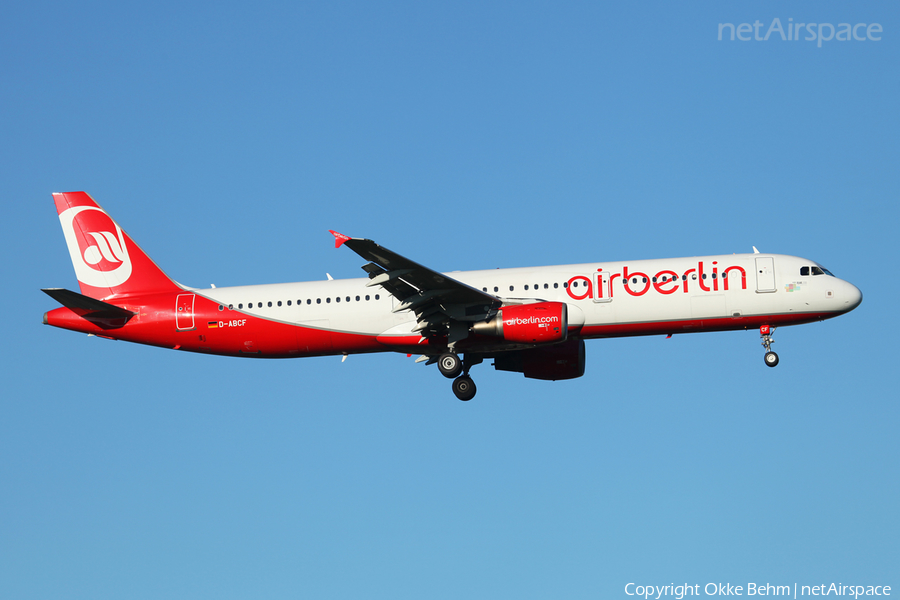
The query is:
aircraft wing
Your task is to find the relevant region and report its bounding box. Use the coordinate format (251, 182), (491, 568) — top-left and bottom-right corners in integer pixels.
(330, 231), (501, 334)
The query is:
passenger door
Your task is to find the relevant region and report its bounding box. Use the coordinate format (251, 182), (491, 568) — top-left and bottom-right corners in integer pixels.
(175, 293), (196, 330)
(755, 257), (776, 293)
(593, 271), (612, 303)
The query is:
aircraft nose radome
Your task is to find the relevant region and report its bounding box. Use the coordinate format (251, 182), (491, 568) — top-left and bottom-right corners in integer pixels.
(850, 284), (863, 309)
(842, 282), (863, 312)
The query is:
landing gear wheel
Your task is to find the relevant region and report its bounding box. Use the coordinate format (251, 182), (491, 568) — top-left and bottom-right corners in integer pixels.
(759, 325), (779, 368)
(438, 352), (462, 379)
(452, 375), (477, 401)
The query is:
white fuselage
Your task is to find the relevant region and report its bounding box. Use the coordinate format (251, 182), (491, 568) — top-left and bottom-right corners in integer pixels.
(199, 253), (861, 344)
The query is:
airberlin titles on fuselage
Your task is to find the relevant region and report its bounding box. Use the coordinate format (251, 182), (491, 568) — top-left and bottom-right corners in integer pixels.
(566, 261), (747, 301)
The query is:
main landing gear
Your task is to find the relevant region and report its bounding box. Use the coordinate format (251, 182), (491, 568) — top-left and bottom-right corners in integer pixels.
(437, 352), (462, 378)
(452, 375), (476, 401)
(437, 352), (479, 401)
(760, 325), (779, 367)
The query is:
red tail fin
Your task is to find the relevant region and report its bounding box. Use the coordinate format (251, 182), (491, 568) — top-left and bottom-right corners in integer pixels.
(53, 192), (181, 299)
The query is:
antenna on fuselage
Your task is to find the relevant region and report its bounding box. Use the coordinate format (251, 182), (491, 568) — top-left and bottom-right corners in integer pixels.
(752, 246), (760, 254)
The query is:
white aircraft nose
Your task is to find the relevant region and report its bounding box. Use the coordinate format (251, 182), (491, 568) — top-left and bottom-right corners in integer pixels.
(842, 281), (863, 312)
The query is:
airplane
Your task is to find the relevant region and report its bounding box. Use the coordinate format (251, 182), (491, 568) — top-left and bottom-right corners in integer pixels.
(43, 191), (863, 400)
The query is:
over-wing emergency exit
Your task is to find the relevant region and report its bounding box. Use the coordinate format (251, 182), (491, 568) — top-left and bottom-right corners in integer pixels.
(43, 192), (863, 400)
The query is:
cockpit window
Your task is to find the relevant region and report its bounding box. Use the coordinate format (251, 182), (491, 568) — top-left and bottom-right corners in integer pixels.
(803, 265), (835, 277)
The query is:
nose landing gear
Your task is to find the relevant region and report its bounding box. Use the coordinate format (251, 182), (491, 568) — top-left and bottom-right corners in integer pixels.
(760, 325), (779, 367)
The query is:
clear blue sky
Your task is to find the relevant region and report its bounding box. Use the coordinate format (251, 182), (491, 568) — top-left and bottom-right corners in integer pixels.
(2, 1), (897, 598)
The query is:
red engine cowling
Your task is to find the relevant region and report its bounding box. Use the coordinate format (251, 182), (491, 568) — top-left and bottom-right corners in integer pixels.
(471, 301), (567, 344)
(493, 339), (586, 381)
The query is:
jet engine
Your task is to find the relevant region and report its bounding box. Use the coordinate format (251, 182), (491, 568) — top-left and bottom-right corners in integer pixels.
(493, 338), (586, 380)
(470, 301), (567, 344)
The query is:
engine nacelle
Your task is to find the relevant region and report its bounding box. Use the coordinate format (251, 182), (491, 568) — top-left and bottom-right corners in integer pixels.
(493, 339), (586, 381)
(471, 301), (567, 344)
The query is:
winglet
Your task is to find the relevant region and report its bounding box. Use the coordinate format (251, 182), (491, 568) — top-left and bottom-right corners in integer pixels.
(329, 230), (351, 248)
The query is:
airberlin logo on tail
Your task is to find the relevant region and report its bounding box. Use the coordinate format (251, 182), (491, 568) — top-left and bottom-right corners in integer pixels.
(59, 206), (133, 288)
(82, 231), (126, 265)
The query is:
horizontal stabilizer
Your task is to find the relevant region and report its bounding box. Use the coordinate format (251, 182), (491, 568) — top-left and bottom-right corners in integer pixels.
(42, 288), (135, 328)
